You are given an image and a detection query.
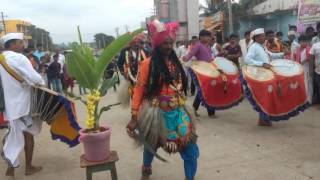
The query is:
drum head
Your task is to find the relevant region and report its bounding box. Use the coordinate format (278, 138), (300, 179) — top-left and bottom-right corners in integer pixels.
(271, 59), (303, 77)
(243, 65), (274, 81)
(190, 61), (219, 77)
(214, 57), (238, 74)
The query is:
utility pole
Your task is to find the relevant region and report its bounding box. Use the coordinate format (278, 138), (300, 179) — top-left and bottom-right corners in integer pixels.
(41, 32), (44, 51)
(46, 33), (49, 51)
(115, 27), (119, 38)
(1, 12), (7, 34)
(124, 25), (129, 33)
(227, 0), (233, 34)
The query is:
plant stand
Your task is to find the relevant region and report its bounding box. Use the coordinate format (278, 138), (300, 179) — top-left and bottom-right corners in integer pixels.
(80, 151), (119, 180)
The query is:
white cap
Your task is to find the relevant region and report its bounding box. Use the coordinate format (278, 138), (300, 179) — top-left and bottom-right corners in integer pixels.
(288, 31), (296, 36)
(250, 28), (265, 39)
(0, 33), (24, 45)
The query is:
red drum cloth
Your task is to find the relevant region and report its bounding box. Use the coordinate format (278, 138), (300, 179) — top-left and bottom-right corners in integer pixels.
(242, 63), (308, 118)
(0, 112), (6, 126)
(189, 60), (243, 109)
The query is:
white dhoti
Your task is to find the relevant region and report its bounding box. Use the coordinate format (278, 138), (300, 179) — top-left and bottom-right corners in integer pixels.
(303, 62), (313, 103)
(2, 115), (42, 167)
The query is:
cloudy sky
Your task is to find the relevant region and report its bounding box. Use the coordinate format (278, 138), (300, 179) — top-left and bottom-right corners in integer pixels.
(1, 0), (156, 43)
(2, 0), (208, 44)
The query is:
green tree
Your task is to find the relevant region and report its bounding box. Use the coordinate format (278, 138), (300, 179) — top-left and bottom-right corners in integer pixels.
(94, 33), (115, 49)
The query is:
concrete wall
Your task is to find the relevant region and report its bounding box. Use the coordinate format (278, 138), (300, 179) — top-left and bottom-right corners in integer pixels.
(253, 0), (298, 14)
(187, 0), (200, 39)
(239, 12), (297, 40)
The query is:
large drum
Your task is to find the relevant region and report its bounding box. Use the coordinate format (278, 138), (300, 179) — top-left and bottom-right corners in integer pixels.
(188, 57), (243, 110)
(242, 59), (309, 121)
(31, 86), (81, 147)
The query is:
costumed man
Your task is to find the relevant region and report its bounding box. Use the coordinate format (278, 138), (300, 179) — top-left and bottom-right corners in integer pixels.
(0, 33), (45, 176)
(183, 30), (216, 118)
(126, 20), (199, 180)
(118, 34), (148, 84)
(245, 28), (284, 126)
(117, 34), (149, 104)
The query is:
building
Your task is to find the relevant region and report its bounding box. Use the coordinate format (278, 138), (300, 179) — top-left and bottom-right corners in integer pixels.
(0, 19), (33, 45)
(238, 0), (298, 39)
(154, 0), (200, 41)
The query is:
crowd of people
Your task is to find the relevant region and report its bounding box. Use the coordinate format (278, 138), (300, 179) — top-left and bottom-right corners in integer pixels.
(17, 46), (76, 94)
(2, 18), (320, 180)
(173, 23), (320, 106)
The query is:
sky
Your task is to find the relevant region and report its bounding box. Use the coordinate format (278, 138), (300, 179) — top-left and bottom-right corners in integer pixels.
(1, 0), (155, 44)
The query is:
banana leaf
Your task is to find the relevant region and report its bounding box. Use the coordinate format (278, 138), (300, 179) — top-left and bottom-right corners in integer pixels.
(66, 44), (98, 89)
(100, 75), (119, 96)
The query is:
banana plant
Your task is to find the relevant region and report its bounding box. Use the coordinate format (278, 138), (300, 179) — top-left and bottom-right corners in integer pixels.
(66, 26), (143, 130)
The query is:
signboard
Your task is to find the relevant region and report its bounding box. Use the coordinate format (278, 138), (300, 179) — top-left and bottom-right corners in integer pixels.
(204, 11), (224, 30)
(298, 0), (320, 23)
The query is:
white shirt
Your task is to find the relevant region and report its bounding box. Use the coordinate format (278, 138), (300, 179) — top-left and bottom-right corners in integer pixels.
(291, 41), (300, 59)
(312, 36), (320, 45)
(239, 39), (253, 59)
(177, 45), (188, 59)
(0, 51), (44, 121)
(310, 42), (320, 75)
(245, 42), (284, 66)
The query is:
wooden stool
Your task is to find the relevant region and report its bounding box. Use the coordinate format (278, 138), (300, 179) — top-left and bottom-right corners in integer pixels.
(80, 151), (119, 180)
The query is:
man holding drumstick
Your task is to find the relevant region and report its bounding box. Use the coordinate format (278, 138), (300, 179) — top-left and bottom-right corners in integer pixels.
(245, 28), (284, 126)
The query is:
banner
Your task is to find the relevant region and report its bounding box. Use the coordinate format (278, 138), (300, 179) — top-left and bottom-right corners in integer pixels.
(297, 0), (320, 33)
(298, 0), (320, 23)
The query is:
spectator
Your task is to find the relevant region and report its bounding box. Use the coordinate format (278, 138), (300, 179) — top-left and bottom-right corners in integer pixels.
(239, 30), (252, 67)
(24, 48), (38, 70)
(288, 31), (300, 59)
(282, 41), (292, 59)
(48, 54), (62, 93)
(310, 36), (320, 105)
(306, 26), (316, 40)
(294, 35), (313, 103)
(265, 30), (282, 53)
(312, 22), (320, 45)
(33, 44), (44, 64)
(224, 34), (242, 68)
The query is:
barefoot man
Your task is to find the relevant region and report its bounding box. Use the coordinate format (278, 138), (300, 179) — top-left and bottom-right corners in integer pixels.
(245, 28), (284, 126)
(0, 33), (44, 176)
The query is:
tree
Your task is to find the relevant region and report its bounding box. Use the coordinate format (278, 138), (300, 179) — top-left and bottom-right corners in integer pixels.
(28, 25), (54, 51)
(94, 33), (115, 49)
(201, 0), (226, 15)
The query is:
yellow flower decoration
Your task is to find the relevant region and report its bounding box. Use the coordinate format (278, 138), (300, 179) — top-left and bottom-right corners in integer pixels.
(85, 89), (101, 129)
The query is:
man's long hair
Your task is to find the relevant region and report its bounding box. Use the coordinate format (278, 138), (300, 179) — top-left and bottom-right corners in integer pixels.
(146, 47), (188, 98)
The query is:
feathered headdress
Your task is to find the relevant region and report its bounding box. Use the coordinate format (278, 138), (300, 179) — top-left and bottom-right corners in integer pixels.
(148, 19), (179, 49)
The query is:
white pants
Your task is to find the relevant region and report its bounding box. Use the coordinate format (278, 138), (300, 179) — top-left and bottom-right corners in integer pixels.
(303, 63), (313, 103)
(2, 115), (42, 167)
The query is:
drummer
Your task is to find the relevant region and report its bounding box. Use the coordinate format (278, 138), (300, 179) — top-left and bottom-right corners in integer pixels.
(183, 30), (216, 118)
(245, 28), (284, 126)
(0, 33), (44, 176)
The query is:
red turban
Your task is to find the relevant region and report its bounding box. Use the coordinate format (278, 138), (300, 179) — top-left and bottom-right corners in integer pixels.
(148, 19), (179, 49)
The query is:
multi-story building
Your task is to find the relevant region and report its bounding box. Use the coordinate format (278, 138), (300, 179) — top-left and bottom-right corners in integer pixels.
(154, 0), (200, 41)
(0, 20), (33, 45)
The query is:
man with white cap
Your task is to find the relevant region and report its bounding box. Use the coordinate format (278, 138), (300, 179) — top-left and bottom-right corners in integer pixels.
(288, 30), (300, 59)
(0, 33), (44, 176)
(245, 28), (284, 126)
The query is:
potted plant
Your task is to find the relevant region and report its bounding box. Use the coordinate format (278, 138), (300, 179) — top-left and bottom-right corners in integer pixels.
(66, 26), (142, 162)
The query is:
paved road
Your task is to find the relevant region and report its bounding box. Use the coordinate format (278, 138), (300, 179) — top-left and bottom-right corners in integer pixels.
(1, 89), (320, 180)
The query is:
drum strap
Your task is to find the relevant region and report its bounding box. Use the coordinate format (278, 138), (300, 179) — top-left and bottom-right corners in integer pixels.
(0, 54), (25, 83)
(0, 54), (26, 112)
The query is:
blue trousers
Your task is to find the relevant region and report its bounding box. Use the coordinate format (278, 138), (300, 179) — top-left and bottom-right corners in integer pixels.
(51, 77), (62, 93)
(143, 143), (199, 180)
(315, 73), (320, 102)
